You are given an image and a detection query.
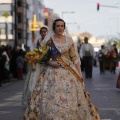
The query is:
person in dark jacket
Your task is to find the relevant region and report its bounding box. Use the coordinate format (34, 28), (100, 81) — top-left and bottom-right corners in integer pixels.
(112, 44), (118, 74)
(16, 49), (24, 80)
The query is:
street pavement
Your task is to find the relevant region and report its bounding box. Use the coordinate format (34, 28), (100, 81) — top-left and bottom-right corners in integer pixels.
(0, 66), (120, 120)
(84, 67), (120, 120)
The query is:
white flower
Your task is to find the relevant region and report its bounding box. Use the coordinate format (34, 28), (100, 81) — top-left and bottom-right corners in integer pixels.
(39, 48), (42, 52)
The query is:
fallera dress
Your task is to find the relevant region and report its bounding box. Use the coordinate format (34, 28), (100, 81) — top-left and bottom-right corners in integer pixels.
(22, 63), (45, 106)
(24, 36), (100, 120)
(22, 39), (45, 106)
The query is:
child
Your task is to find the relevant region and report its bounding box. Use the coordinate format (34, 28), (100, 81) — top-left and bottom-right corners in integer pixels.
(16, 50), (24, 80)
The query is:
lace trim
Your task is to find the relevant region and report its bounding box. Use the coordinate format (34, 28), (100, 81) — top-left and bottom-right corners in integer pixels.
(51, 35), (74, 53)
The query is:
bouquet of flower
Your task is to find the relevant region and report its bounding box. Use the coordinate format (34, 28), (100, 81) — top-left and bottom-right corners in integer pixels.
(25, 46), (52, 70)
(106, 50), (116, 58)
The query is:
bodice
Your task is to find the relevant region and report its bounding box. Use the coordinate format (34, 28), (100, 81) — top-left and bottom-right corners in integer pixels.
(51, 36), (75, 64)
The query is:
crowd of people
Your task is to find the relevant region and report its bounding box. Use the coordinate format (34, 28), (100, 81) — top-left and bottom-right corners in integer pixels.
(98, 44), (118, 74)
(0, 45), (26, 87)
(79, 39), (119, 76)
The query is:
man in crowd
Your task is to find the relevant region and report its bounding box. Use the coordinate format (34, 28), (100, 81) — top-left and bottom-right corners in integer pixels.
(79, 37), (95, 78)
(98, 45), (106, 74)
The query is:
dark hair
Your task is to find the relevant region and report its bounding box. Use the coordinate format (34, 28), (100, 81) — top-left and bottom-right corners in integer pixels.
(40, 27), (48, 33)
(113, 43), (116, 46)
(101, 45), (104, 48)
(18, 49), (23, 56)
(84, 37), (88, 41)
(52, 19), (65, 31)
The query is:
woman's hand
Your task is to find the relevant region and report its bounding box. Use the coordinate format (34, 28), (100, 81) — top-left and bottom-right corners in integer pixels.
(47, 61), (61, 68)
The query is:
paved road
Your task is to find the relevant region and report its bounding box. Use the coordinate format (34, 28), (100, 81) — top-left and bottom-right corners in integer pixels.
(0, 66), (120, 120)
(0, 78), (25, 120)
(84, 67), (120, 120)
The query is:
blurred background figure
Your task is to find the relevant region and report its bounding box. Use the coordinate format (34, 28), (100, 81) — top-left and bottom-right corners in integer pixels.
(16, 49), (24, 80)
(111, 44), (118, 74)
(33, 26), (48, 48)
(80, 37), (95, 78)
(98, 45), (106, 74)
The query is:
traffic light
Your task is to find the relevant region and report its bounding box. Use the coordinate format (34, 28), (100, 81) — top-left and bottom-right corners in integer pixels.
(97, 3), (100, 11)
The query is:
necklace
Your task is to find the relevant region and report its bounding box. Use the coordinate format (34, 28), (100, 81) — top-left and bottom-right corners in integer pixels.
(55, 37), (63, 53)
(55, 37), (62, 44)
(55, 35), (64, 44)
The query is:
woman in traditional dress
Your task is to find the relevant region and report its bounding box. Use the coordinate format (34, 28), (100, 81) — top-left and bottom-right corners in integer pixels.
(24, 18), (100, 120)
(34, 27), (48, 48)
(21, 27), (48, 106)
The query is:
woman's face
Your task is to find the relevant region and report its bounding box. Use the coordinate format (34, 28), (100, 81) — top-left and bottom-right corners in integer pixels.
(40, 28), (47, 39)
(54, 21), (65, 35)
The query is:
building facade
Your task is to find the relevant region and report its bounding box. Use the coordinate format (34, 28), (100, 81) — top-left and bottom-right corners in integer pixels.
(26, 0), (44, 51)
(0, 0), (44, 50)
(44, 7), (54, 28)
(0, 0), (13, 46)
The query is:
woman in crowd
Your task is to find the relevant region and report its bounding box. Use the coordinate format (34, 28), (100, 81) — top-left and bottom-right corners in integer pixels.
(21, 26), (48, 106)
(24, 18), (100, 120)
(16, 49), (24, 80)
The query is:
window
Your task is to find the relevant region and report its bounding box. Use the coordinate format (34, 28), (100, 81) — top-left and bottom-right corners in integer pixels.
(45, 18), (48, 26)
(17, 13), (22, 23)
(0, 28), (5, 34)
(17, 1), (22, 7)
(18, 32), (22, 39)
(0, 0), (12, 4)
(0, 4), (11, 11)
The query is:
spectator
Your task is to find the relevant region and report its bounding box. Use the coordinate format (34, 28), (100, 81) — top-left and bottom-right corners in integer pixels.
(80, 37), (95, 78)
(98, 45), (106, 74)
(112, 44), (118, 74)
(16, 49), (24, 80)
(0, 55), (9, 82)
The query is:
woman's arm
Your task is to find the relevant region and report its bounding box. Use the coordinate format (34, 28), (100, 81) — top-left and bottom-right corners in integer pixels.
(46, 61), (61, 68)
(69, 43), (82, 76)
(74, 61), (82, 76)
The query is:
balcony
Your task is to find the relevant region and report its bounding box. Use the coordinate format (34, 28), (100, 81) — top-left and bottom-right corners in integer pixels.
(0, 0), (12, 4)
(0, 16), (13, 23)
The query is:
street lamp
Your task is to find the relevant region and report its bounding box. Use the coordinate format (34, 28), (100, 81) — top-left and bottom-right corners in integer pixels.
(66, 23), (80, 33)
(66, 22), (77, 25)
(62, 11), (75, 19)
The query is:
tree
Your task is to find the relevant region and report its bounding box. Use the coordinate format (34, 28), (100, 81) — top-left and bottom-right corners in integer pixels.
(111, 36), (120, 51)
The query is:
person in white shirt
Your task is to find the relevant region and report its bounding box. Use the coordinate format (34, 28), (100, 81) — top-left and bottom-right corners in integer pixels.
(79, 37), (95, 78)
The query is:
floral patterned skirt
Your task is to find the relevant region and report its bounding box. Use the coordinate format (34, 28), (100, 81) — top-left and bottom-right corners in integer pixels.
(24, 65), (100, 120)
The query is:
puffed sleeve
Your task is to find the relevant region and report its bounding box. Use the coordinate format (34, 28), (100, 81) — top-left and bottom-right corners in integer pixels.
(69, 39), (81, 65)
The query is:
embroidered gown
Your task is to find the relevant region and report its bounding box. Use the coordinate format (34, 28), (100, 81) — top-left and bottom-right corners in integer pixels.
(22, 39), (45, 106)
(24, 36), (100, 120)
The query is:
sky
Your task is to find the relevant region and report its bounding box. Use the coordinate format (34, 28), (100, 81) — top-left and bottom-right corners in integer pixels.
(44, 0), (120, 38)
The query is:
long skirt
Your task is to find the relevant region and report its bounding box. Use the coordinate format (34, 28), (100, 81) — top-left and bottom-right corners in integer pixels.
(22, 63), (44, 106)
(24, 64), (100, 120)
